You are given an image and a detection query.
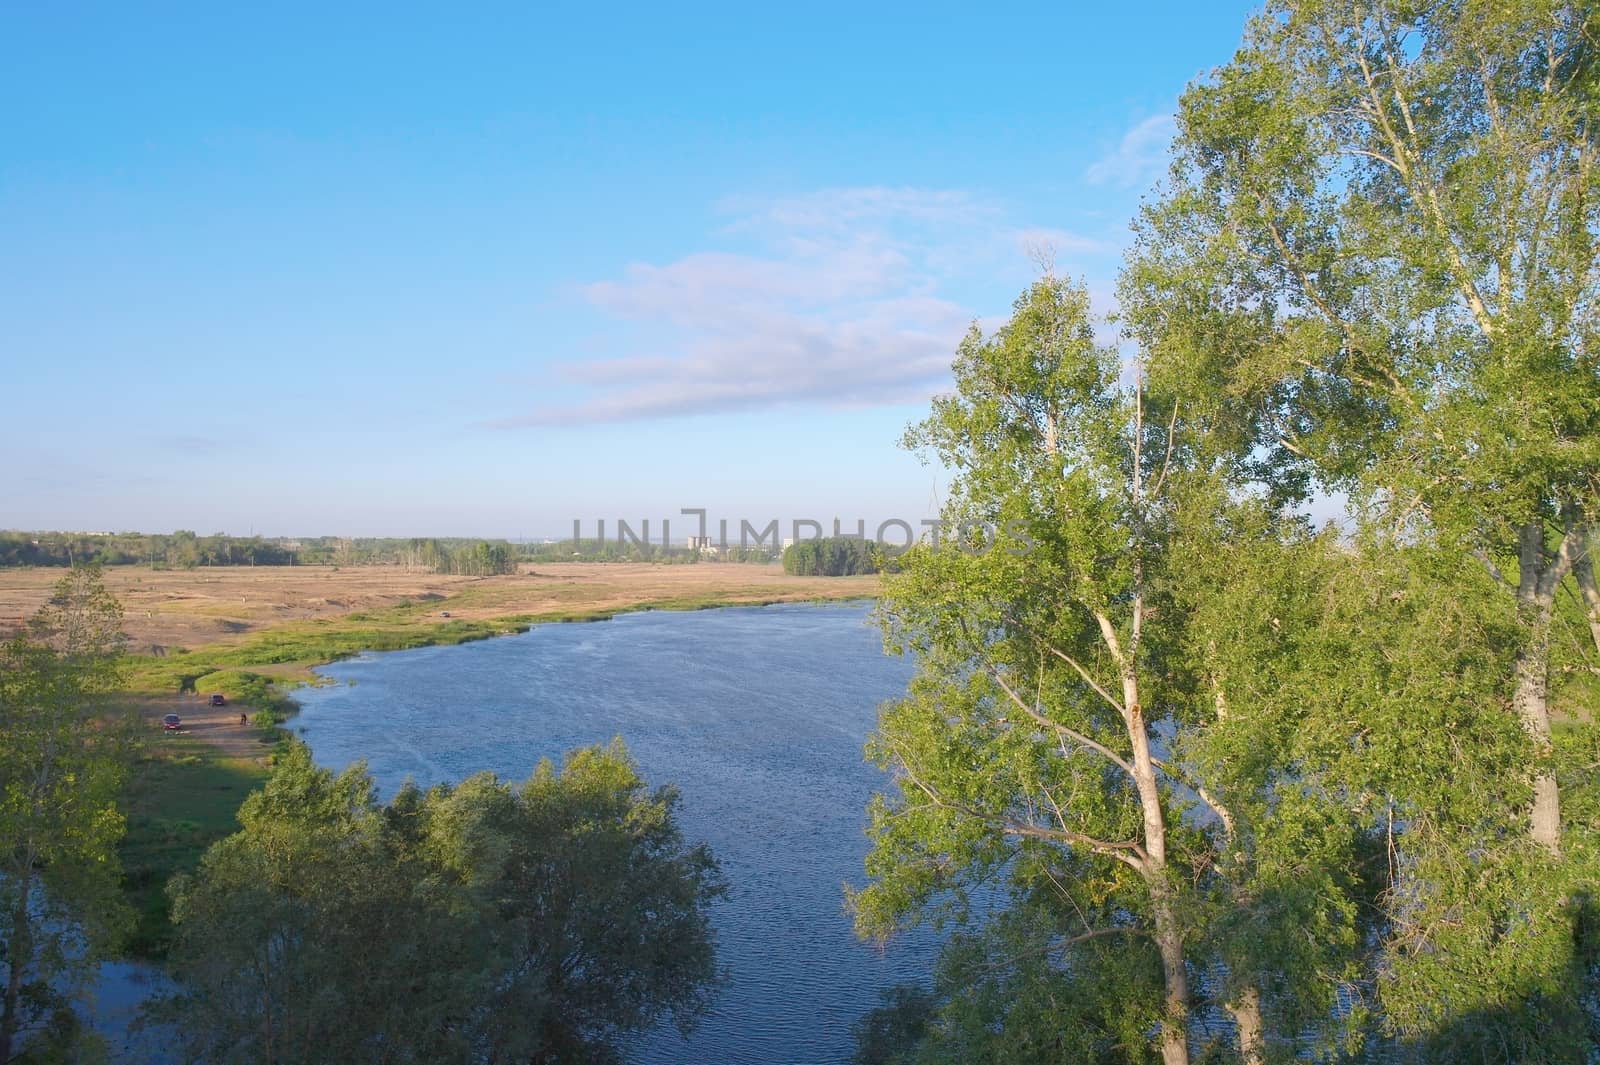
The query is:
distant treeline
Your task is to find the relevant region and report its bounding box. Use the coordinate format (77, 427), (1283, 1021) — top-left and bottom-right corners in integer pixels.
(781, 536), (883, 576)
(1, 531), (514, 575)
(400, 538), (517, 576)
(0, 531), (297, 568)
(0, 531), (783, 571)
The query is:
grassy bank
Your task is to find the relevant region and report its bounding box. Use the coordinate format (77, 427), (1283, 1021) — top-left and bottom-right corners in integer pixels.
(122, 589), (875, 704)
(118, 730), (275, 957)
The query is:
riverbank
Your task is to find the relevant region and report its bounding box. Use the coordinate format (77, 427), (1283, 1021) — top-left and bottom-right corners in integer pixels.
(107, 564), (878, 709)
(0, 562), (882, 660)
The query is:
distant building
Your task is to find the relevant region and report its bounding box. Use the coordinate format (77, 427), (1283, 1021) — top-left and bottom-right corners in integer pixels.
(686, 535), (720, 555)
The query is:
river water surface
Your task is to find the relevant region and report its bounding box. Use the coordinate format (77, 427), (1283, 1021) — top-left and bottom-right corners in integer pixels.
(292, 602), (933, 1065)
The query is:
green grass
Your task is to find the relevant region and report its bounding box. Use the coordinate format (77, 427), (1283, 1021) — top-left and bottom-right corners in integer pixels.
(117, 732), (272, 959)
(190, 668), (302, 718)
(123, 609), (531, 697)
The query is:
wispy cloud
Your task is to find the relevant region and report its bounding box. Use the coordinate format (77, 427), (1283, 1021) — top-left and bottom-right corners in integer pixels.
(1085, 113), (1177, 189)
(492, 187), (1107, 427)
(154, 434), (232, 456)
(724, 186), (994, 237)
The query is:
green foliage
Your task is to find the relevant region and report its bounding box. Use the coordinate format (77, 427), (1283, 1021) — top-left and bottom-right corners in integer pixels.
(1127, 0), (1600, 528)
(856, 276), (1273, 1064)
(0, 531), (550, 572)
(1112, 0), (1600, 1055)
(519, 537), (781, 564)
(0, 568), (135, 1064)
(524, 537), (650, 562)
(854, 263), (1594, 1064)
(191, 670), (296, 719)
(398, 537), (519, 575)
(892, 905), (1170, 1065)
(782, 537), (885, 576)
(155, 739), (724, 1065)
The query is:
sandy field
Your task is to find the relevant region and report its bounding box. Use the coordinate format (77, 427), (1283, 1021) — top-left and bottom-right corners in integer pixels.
(0, 562), (880, 655)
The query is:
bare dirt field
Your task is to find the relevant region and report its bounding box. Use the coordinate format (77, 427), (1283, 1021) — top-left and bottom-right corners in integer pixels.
(0, 562), (880, 655)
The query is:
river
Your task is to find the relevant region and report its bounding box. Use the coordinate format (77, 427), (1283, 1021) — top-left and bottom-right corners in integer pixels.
(291, 601), (934, 1065)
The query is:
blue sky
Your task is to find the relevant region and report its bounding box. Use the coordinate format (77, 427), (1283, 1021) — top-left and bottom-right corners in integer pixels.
(2, 2), (1259, 538)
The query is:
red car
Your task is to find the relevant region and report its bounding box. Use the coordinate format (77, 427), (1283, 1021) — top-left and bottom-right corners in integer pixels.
(162, 714), (182, 731)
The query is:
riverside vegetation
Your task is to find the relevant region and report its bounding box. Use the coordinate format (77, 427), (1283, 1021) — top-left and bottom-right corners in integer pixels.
(0, 570), (726, 1065)
(1, 561), (874, 1062)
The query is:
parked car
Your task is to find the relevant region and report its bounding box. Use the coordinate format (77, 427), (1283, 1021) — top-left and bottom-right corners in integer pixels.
(210, 693), (227, 707)
(162, 714), (182, 731)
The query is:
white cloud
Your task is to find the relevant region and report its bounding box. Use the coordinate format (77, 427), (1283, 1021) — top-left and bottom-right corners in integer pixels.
(724, 186), (994, 237)
(1085, 113), (1177, 189)
(490, 188), (1112, 427)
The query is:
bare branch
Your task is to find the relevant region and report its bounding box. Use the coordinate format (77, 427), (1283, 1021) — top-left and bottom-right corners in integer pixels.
(1262, 211), (1355, 344)
(1470, 548), (1514, 591)
(1000, 821), (1148, 868)
(1093, 611), (1127, 672)
(960, 922), (1150, 980)
(1061, 925), (1149, 948)
(1536, 511), (1583, 601)
(1357, 20), (1497, 337)
(1151, 756), (1237, 844)
(1338, 146), (1405, 175)
(989, 667), (1135, 778)
(890, 741), (1147, 872)
(1039, 644), (1128, 719)
(1147, 401), (1180, 500)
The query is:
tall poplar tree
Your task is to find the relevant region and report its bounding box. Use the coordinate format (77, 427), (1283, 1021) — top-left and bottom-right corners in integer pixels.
(851, 277), (1416, 1063)
(1116, 0), (1600, 1053)
(854, 269), (1565, 1061)
(1122, 0), (1600, 852)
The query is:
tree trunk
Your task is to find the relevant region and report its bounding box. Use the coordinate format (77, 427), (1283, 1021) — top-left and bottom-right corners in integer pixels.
(1514, 521), (1563, 852)
(1149, 887), (1191, 1065)
(1573, 525), (1600, 660)
(1510, 518), (1587, 850)
(1124, 685), (1190, 1065)
(1228, 985), (1266, 1065)
(1515, 624), (1561, 851)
